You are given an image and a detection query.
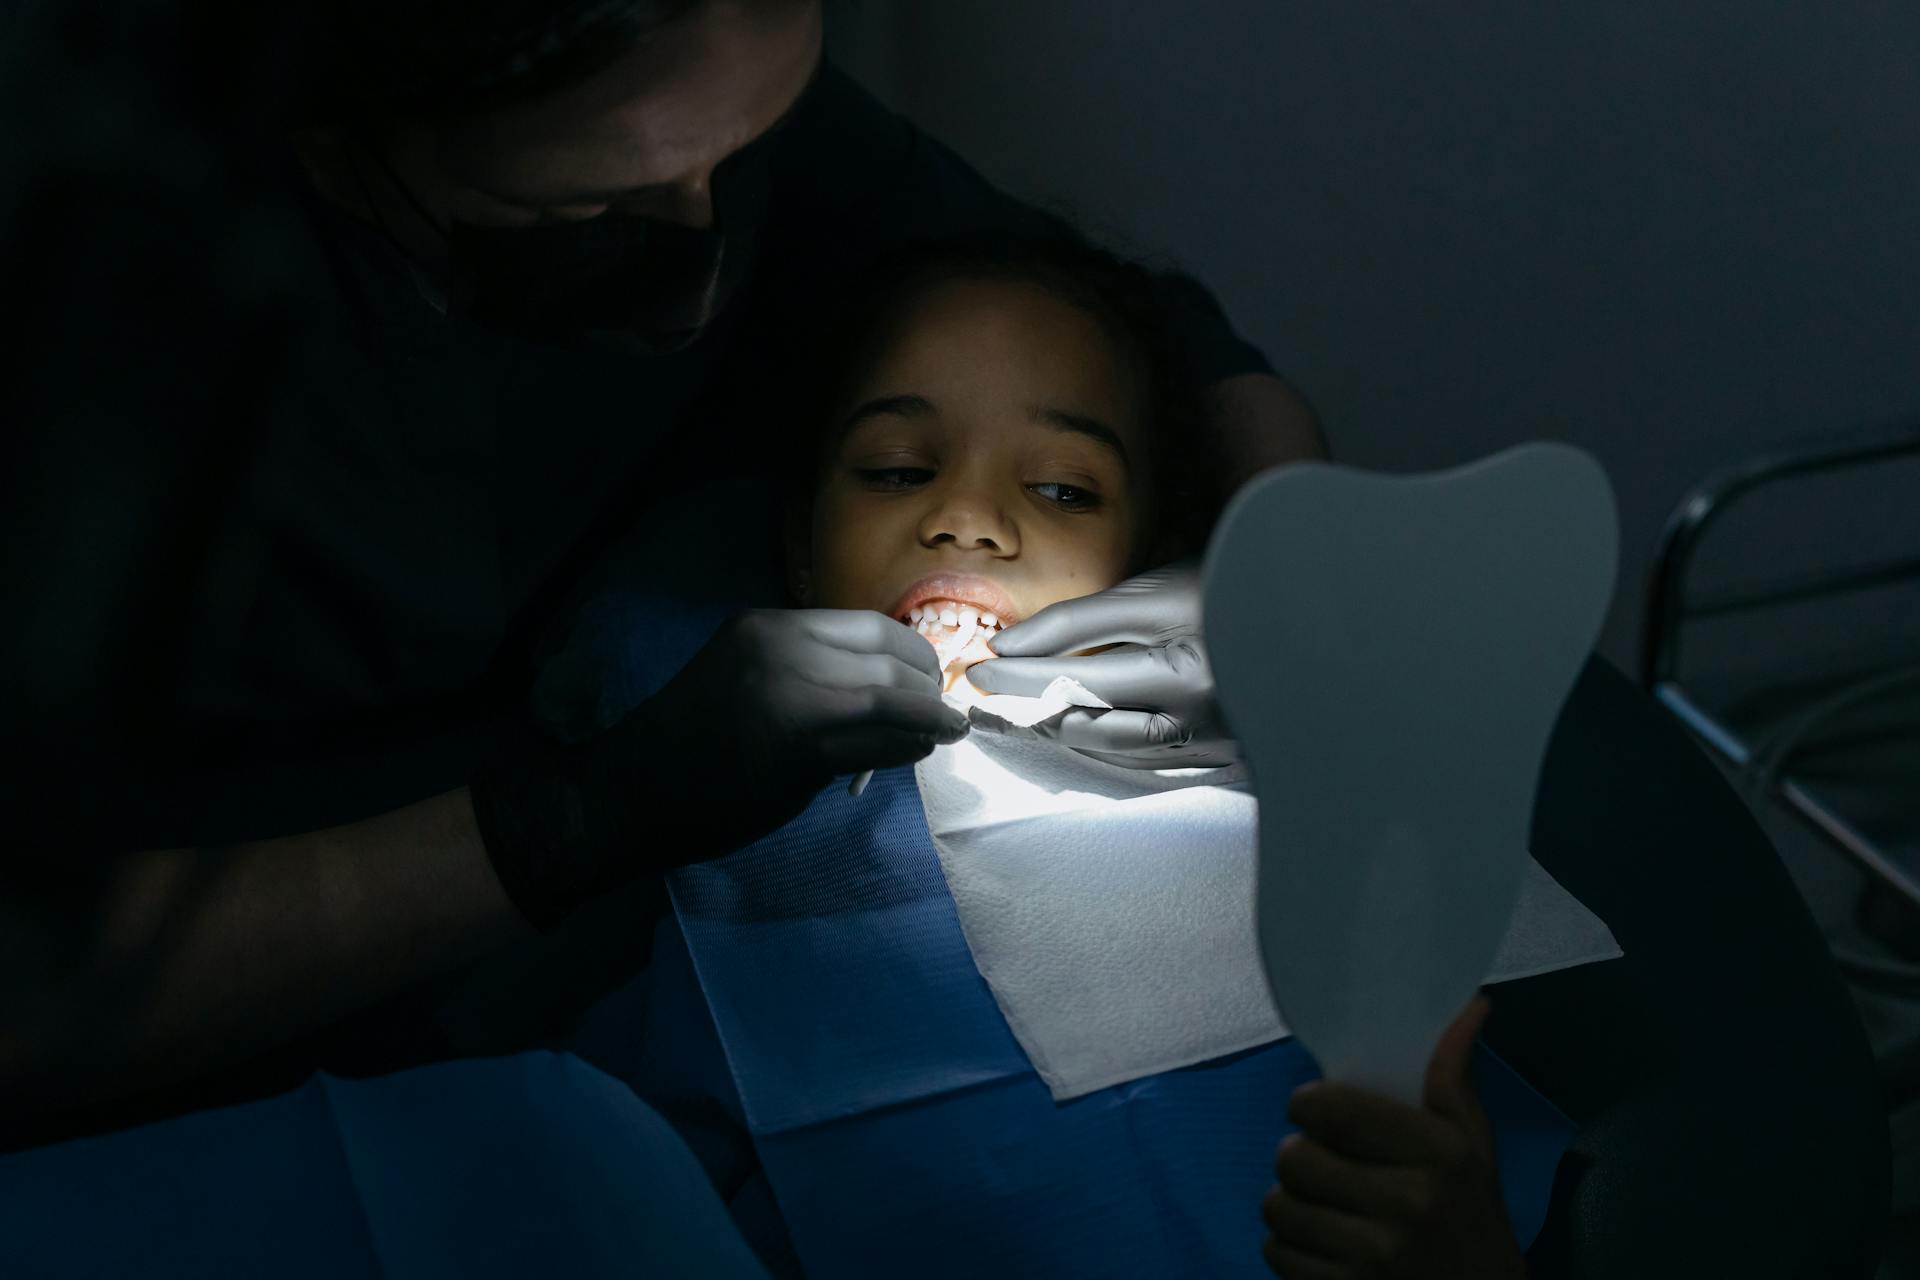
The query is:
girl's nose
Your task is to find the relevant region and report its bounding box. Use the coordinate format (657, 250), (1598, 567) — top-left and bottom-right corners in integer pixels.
(918, 487), (1019, 556)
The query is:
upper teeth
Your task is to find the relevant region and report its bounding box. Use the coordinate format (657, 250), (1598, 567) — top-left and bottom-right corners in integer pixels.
(908, 600), (1003, 632)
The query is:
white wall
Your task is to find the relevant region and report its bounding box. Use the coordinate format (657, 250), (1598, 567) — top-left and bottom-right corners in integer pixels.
(826, 1), (1920, 670)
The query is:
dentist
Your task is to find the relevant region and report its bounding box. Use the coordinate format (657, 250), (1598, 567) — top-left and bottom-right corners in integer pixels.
(2, 0), (1323, 1134)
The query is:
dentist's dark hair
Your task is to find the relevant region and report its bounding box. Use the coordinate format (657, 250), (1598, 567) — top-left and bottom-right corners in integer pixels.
(287, 0), (705, 123)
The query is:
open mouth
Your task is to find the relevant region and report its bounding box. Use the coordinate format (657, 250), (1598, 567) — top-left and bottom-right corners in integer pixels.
(899, 600), (1005, 693)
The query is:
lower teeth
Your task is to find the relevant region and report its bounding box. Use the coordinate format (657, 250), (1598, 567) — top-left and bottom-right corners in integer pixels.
(911, 617), (998, 670)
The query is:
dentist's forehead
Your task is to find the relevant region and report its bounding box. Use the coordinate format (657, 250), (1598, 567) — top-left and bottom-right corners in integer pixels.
(438, 1), (821, 206)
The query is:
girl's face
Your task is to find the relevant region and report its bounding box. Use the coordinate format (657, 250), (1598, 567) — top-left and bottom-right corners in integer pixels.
(793, 275), (1157, 688)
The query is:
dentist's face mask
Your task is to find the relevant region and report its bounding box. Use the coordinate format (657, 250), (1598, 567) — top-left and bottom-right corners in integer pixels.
(442, 124), (778, 354)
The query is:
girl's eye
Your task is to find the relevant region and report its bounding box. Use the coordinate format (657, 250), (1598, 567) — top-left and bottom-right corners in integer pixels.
(1030, 482), (1102, 512)
(855, 467), (934, 490)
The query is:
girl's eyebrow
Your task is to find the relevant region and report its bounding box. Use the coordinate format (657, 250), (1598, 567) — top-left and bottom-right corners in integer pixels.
(1031, 406), (1130, 472)
(838, 393), (936, 440)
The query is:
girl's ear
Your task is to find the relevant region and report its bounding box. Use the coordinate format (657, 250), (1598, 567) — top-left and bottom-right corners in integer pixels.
(783, 495), (814, 607)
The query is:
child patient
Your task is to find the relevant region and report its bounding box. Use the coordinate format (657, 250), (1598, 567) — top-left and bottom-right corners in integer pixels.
(777, 237), (1216, 696)
(772, 237), (1529, 1278)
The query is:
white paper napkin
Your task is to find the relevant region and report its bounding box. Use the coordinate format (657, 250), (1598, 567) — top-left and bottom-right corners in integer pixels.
(917, 678), (1621, 1101)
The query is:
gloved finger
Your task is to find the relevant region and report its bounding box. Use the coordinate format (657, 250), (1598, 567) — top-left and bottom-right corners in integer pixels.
(1066, 743), (1242, 770)
(1002, 707), (1192, 755)
(807, 681), (970, 741)
(810, 723), (959, 776)
(988, 588), (1180, 658)
(960, 655), (1062, 697)
(793, 609), (943, 683)
(966, 644), (1206, 709)
(786, 643), (953, 696)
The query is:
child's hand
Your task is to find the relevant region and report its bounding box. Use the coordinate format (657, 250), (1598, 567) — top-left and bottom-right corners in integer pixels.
(1260, 996), (1526, 1279)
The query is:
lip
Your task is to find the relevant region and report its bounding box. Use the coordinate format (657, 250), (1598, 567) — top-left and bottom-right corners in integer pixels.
(887, 573), (1023, 626)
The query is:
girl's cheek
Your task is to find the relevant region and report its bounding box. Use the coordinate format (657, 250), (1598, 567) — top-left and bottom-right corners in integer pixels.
(1076, 524), (1138, 586)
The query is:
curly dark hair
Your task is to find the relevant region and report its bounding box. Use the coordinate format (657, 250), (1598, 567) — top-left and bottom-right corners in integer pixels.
(768, 233), (1224, 567)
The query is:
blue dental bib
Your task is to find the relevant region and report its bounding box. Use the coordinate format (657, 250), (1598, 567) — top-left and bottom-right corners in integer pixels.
(544, 483), (1577, 1277)
(662, 766), (1573, 1278)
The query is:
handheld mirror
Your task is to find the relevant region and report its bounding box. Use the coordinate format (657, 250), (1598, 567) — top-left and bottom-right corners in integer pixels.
(1201, 443), (1617, 1104)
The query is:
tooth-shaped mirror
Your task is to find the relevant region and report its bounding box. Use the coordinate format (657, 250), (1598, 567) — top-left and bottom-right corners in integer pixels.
(1201, 444), (1617, 1104)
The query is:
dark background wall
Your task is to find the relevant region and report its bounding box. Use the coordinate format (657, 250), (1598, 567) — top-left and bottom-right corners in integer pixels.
(826, 1), (1920, 671)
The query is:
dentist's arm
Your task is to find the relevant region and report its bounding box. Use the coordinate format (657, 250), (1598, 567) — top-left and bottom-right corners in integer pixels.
(1, 610), (962, 1132)
(0, 789), (528, 1131)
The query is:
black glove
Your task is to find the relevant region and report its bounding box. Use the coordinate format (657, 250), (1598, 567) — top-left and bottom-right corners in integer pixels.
(473, 608), (967, 926)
